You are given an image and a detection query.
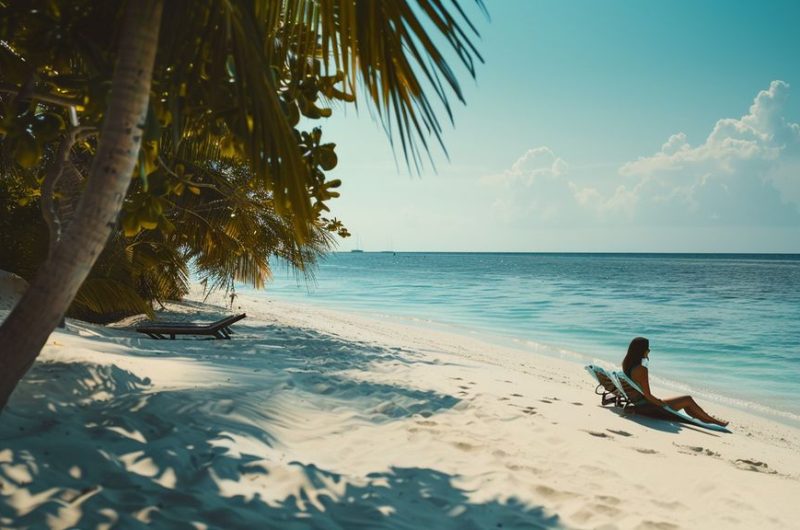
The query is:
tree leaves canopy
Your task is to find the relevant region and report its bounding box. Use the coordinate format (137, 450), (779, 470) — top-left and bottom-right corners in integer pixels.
(2, 0), (485, 234)
(1, 0), (485, 318)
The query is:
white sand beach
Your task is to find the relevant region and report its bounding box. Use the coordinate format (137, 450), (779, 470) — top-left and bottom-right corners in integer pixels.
(2, 288), (799, 529)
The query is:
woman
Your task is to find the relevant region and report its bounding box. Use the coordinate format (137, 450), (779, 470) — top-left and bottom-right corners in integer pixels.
(622, 337), (728, 427)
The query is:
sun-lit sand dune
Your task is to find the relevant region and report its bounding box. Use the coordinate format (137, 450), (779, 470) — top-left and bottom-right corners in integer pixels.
(1, 286), (799, 529)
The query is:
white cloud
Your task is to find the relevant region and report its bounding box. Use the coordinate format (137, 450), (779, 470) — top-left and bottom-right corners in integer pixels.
(481, 81), (800, 232)
(567, 181), (641, 219)
(619, 82), (792, 178)
(571, 184), (601, 207)
(481, 146), (570, 223)
(579, 80), (800, 224)
(661, 132), (689, 155)
(483, 146), (567, 186)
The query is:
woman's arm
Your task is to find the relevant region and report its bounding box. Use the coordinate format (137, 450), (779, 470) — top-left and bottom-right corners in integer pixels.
(631, 366), (667, 407)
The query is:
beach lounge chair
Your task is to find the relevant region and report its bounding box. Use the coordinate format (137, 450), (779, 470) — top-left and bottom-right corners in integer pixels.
(611, 371), (730, 433)
(585, 364), (628, 407)
(136, 313), (246, 340)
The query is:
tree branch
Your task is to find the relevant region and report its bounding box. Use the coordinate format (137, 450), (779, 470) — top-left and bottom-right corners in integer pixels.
(0, 83), (83, 108)
(40, 125), (99, 258)
(157, 155), (220, 190)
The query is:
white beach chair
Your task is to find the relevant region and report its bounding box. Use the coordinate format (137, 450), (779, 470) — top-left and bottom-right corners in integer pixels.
(585, 364), (628, 407)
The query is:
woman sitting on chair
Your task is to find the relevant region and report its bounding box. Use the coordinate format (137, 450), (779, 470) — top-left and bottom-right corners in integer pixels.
(623, 337), (728, 427)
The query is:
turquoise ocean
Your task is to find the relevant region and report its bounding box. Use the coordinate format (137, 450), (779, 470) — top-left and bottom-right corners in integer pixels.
(249, 253), (800, 424)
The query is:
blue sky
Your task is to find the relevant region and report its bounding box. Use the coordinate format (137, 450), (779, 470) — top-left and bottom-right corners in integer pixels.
(320, 0), (800, 252)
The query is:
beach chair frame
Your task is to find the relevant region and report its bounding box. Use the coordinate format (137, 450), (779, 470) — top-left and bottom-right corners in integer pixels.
(585, 364), (628, 407)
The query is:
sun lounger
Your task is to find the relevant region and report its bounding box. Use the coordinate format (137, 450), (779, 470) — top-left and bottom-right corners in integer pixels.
(136, 313), (246, 340)
(585, 364), (628, 407)
(611, 371), (730, 433)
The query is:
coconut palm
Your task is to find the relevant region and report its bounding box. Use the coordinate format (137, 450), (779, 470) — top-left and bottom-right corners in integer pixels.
(0, 0), (485, 410)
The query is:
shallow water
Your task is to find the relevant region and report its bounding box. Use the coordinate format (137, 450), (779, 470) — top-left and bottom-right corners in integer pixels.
(247, 253), (800, 421)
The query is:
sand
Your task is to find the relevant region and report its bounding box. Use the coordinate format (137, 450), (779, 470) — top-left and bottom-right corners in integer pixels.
(1, 287), (799, 529)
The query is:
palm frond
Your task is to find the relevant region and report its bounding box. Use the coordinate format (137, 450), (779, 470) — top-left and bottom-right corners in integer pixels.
(157, 0), (313, 237)
(71, 277), (154, 321)
(306, 0), (486, 169)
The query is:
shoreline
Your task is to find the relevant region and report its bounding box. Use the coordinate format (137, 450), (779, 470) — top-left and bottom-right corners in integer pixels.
(2, 291), (800, 528)
(245, 288), (800, 429)
(237, 292), (800, 437)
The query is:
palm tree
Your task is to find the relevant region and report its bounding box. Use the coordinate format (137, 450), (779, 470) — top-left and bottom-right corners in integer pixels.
(0, 0), (164, 409)
(0, 0), (485, 410)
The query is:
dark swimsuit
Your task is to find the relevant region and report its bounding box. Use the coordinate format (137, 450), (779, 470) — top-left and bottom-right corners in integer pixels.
(624, 363), (651, 407)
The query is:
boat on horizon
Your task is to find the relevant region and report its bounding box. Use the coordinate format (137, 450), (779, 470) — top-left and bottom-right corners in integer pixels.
(351, 235), (365, 252)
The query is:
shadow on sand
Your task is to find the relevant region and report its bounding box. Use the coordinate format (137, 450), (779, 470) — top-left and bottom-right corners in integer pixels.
(1, 309), (563, 529)
(607, 407), (723, 437)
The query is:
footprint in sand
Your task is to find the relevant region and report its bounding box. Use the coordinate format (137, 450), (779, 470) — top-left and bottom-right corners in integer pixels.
(635, 448), (658, 454)
(540, 399), (553, 404)
(733, 459), (777, 474)
(506, 463), (542, 474)
(521, 406), (537, 415)
(590, 502), (621, 517)
(595, 495), (621, 506)
(652, 499), (685, 510)
(458, 385), (470, 390)
(607, 429), (632, 437)
(673, 444), (720, 457)
(585, 430), (610, 438)
(511, 393), (524, 398)
(452, 441), (478, 452)
(535, 485), (578, 501)
(571, 402), (584, 406)
(499, 397), (510, 401)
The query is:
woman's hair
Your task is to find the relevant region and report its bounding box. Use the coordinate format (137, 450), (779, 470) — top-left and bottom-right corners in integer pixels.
(622, 336), (650, 374)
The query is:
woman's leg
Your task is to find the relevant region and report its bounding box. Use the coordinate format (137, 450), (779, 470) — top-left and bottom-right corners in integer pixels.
(664, 396), (728, 427)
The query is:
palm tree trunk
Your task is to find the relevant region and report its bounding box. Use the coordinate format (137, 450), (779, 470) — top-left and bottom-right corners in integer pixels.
(0, 0), (163, 411)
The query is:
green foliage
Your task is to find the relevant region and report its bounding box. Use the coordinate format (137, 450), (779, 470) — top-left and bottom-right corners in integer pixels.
(0, 0), (485, 320)
(1, 0), (484, 219)
(0, 179), (49, 280)
(71, 278), (155, 322)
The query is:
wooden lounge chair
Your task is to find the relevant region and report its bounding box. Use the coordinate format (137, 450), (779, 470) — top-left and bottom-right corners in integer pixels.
(136, 313), (246, 340)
